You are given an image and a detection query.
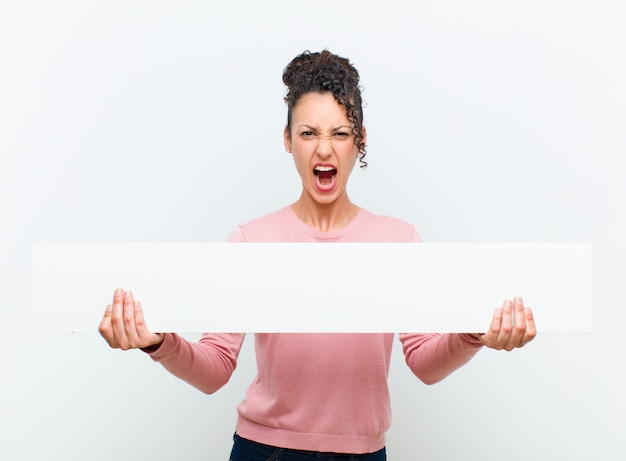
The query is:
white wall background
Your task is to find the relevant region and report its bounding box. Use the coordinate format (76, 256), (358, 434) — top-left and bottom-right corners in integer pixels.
(1, 1), (624, 459)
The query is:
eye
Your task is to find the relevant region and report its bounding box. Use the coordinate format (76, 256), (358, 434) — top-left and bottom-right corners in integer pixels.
(300, 131), (315, 139)
(333, 131), (351, 140)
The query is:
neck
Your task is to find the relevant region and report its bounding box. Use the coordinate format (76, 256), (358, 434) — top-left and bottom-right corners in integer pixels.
(290, 192), (359, 232)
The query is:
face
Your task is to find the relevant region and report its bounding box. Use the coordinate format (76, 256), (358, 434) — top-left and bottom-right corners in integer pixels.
(284, 92), (365, 207)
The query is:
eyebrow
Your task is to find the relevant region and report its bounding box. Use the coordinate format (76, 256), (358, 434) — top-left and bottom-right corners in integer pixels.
(297, 124), (353, 131)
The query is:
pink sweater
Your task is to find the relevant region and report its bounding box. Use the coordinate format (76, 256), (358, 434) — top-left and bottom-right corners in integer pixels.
(148, 207), (483, 454)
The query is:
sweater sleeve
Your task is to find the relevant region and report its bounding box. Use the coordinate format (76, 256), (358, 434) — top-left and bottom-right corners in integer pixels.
(399, 333), (483, 385)
(146, 332), (246, 394)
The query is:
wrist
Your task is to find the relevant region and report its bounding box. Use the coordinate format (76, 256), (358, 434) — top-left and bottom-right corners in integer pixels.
(468, 333), (485, 344)
(141, 333), (165, 353)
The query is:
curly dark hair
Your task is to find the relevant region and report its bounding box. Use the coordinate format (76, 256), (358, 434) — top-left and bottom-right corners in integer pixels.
(283, 50), (367, 168)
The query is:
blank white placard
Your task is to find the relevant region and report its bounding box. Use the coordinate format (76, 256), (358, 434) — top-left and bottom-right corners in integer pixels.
(31, 243), (592, 333)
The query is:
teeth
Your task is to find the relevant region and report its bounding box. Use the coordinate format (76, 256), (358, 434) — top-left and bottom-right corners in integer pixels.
(314, 166), (335, 172)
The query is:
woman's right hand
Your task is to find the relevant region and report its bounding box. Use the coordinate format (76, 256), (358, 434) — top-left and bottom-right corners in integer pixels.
(99, 288), (164, 350)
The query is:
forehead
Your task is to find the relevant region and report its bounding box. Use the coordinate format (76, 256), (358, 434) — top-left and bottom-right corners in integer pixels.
(292, 92), (350, 125)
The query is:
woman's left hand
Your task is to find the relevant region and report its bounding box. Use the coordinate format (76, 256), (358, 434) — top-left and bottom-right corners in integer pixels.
(474, 297), (536, 351)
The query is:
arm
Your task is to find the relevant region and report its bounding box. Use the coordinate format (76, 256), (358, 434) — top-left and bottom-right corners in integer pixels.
(99, 288), (245, 394)
(146, 332), (245, 394)
(401, 297), (536, 385)
(400, 333), (483, 385)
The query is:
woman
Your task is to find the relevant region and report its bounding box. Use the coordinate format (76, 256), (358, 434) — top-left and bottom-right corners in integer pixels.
(99, 50), (536, 460)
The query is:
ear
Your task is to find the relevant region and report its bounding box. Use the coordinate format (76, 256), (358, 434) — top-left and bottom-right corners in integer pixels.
(284, 126), (292, 153)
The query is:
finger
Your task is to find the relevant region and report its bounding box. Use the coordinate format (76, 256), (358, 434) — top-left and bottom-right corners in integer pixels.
(508, 296), (528, 349)
(513, 296), (525, 323)
(98, 304), (118, 347)
(496, 299), (514, 349)
(111, 288), (126, 347)
(121, 290), (142, 349)
(134, 299), (147, 333)
(479, 306), (503, 346)
(133, 299), (156, 345)
(110, 288), (127, 348)
(519, 307), (537, 347)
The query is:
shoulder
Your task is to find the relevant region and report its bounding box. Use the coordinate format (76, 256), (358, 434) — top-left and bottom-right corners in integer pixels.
(352, 209), (421, 242)
(228, 207), (300, 242)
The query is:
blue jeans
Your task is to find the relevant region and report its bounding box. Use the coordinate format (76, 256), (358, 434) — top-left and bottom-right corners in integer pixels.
(229, 433), (386, 461)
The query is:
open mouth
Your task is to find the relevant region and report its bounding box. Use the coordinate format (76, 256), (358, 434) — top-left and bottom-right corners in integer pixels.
(313, 165), (337, 187)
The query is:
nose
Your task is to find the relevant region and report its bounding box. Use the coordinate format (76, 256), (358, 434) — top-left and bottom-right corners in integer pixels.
(315, 135), (333, 158)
